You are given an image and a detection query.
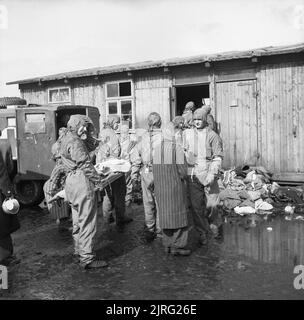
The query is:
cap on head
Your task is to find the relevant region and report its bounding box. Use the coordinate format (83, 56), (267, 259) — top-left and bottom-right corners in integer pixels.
(67, 114), (93, 132)
(193, 106), (211, 121)
(172, 116), (185, 128)
(147, 112), (162, 129)
(184, 101), (195, 111)
(120, 123), (129, 135)
(106, 115), (120, 129)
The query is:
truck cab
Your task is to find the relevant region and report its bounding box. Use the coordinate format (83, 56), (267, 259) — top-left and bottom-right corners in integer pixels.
(0, 104), (100, 206)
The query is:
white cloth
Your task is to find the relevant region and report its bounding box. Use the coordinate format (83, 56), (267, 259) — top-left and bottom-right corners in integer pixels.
(95, 158), (131, 174)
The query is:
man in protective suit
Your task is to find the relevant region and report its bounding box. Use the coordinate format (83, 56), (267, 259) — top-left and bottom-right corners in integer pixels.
(59, 115), (108, 269)
(181, 101), (196, 129)
(97, 115), (121, 162)
(172, 116), (185, 148)
(119, 124), (137, 208)
(183, 106), (223, 246)
(131, 112), (163, 241)
(96, 115), (132, 232)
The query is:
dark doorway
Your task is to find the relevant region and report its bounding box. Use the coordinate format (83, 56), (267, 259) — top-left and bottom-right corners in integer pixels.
(175, 84), (210, 116)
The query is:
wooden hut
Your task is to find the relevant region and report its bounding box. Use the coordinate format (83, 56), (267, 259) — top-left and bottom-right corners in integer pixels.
(7, 43), (304, 182)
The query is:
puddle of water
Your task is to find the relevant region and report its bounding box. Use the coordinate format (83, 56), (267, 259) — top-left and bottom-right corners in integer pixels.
(222, 214), (304, 266)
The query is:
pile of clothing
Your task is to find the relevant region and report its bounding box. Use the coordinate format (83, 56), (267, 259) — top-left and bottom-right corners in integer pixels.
(218, 164), (304, 216)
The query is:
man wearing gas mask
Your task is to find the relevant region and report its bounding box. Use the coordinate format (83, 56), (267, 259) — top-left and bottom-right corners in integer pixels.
(130, 112), (163, 242)
(59, 115), (107, 269)
(96, 115), (132, 232)
(183, 106), (223, 246)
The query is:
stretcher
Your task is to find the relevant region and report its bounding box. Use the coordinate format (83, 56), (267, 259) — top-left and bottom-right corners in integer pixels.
(47, 172), (125, 205)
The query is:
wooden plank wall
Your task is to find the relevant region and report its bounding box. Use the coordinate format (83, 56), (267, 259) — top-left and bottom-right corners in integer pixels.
(72, 80), (104, 125)
(215, 79), (258, 168)
(134, 72), (172, 129)
(259, 62), (304, 179)
(20, 85), (47, 104)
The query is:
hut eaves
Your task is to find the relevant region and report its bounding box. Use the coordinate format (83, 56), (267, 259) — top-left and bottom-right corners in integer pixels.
(6, 42), (304, 85)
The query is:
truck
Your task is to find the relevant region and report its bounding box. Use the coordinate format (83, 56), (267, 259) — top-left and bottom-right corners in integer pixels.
(0, 103), (100, 207)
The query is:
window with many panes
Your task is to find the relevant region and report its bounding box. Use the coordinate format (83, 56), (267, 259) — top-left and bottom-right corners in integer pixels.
(48, 87), (71, 104)
(105, 81), (134, 129)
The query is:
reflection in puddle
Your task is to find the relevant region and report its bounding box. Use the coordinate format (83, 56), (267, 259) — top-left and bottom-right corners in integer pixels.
(222, 215), (304, 266)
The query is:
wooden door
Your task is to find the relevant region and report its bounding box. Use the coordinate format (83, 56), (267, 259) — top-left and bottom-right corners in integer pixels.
(135, 87), (171, 129)
(215, 79), (258, 169)
(260, 63), (304, 182)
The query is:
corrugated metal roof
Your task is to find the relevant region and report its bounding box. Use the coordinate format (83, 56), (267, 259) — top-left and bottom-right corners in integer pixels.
(7, 42), (304, 85)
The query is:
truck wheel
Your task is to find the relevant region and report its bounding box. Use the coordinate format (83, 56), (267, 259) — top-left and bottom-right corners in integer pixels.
(15, 180), (45, 207)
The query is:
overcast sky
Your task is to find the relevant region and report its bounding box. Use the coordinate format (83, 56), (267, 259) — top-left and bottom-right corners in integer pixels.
(0, 0), (304, 96)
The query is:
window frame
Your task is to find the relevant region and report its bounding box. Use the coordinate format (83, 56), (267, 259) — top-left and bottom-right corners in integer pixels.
(105, 80), (135, 130)
(24, 112), (46, 134)
(48, 86), (71, 104)
(7, 117), (16, 127)
(105, 81), (133, 100)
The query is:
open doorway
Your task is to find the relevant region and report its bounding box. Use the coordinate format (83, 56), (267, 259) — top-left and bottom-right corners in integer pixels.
(175, 83), (210, 116)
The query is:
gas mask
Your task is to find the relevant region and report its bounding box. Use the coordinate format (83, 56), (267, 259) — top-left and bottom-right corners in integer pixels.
(193, 119), (203, 129)
(77, 125), (88, 140)
(113, 122), (120, 131)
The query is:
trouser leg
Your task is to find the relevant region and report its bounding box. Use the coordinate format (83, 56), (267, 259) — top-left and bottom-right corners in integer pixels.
(205, 180), (222, 228)
(112, 175), (126, 225)
(162, 229), (173, 249)
(125, 172), (133, 206)
(71, 206), (80, 255)
(171, 227), (189, 249)
(102, 185), (114, 223)
(188, 177), (211, 237)
(141, 172), (157, 232)
(65, 171), (98, 266)
(162, 227), (188, 250)
(77, 192), (98, 266)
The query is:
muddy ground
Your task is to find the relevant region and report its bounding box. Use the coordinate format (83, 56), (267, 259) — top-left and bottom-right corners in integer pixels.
(0, 204), (304, 300)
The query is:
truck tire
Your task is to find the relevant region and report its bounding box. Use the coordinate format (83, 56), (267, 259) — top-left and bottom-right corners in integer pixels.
(0, 97), (27, 107)
(15, 180), (45, 207)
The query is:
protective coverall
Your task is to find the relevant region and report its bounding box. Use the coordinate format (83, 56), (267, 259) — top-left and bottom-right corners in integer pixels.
(59, 115), (103, 267)
(172, 116), (185, 148)
(183, 106), (223, 244)
(119, 124), (137, 206)
(96, 115), (128, 228)
(131, 112), (163, 237)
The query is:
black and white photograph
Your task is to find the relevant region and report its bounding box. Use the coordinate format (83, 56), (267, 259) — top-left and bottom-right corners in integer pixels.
(0, 0), (304, 304)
